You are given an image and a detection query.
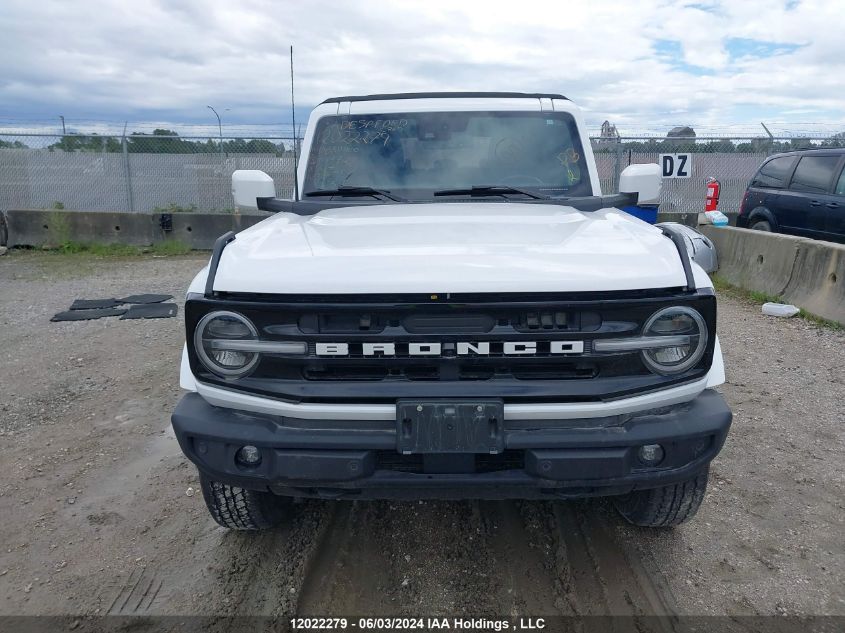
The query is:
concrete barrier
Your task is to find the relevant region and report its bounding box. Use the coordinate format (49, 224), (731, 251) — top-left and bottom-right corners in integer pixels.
(782, 238), (845, 322)
(700, 225), (801, 297)
(1, 209), (269, 249)
(168, 213), (268, 250)
(702, 225), (845, 324)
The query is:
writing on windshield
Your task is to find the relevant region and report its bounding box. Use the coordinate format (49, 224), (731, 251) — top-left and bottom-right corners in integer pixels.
(303, 111), (591, 199)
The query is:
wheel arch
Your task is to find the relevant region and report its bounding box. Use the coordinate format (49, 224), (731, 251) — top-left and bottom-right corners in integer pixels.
(747, 206), (778, 231)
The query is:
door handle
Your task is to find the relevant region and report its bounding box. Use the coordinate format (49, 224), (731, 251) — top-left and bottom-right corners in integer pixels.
(826, 202), (840, 209)
(809, 200), (822, 206)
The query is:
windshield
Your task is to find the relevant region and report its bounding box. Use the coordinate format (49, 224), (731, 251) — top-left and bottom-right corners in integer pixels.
(302, 111), (592, 199)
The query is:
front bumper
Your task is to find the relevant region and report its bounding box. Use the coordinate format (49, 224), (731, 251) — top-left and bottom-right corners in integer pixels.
(171, 389), (731, 500)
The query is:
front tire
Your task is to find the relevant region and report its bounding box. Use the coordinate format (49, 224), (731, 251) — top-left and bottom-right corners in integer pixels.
(749, 219), (772, 232)
(199, 474), (290, 530)
(613, 469), (708, 527)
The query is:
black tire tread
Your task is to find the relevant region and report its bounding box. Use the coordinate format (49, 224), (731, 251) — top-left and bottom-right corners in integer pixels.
(613, 469), (708, 527)
(199, 474), (287, 530)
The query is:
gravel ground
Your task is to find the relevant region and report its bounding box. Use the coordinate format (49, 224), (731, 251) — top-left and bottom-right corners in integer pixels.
(0, 250), (842, 618)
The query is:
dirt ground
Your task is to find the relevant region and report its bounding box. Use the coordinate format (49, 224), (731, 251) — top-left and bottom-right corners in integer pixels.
(0, 250), (842, 619)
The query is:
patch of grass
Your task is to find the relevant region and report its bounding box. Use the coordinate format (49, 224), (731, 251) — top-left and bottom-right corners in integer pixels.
(51, 240), (193, 257)
(798, 309), (845, 331)
(711, 275), (782, 304)
(58, 241), (139, 256)
(153, 203), (198, 213)
(748, 289), (782, 304)
(151, 240), (193, 256)
(711, 274), (843, 331)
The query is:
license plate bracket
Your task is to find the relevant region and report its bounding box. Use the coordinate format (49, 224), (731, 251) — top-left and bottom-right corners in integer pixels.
(396, 399), (504, 454)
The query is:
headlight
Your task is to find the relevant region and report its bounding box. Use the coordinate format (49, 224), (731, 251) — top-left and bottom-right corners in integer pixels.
(640, 306), (708, 375)
(194, 311), (260, 378)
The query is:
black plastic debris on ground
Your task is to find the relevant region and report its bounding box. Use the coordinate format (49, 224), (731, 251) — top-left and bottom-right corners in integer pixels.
(54, 293), (177, 322)
(70, 298), (121, 310)
(120, 303), (178, 320)
(51, 308), (127, 322)
(118, 294), (173, 304)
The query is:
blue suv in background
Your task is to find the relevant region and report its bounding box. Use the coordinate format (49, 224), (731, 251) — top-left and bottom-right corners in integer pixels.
(738, 148), (845, 243)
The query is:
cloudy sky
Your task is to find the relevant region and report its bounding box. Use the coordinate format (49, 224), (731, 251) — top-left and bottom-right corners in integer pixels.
(1, 0), (843, 135)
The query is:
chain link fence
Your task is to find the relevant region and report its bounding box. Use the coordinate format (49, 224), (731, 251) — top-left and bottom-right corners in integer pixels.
(591, 138), (768, 215)
(1, 131), (841, 214)
(592, 135), (845, 215)
(0, 133), (298, 213)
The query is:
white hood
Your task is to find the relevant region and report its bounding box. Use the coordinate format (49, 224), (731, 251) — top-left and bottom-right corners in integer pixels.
(212, 203), (687, 294)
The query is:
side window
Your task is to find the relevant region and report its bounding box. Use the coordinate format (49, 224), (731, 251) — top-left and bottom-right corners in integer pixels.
(835, 167), (845, 196)
(789, 156), (840, 194)
(751, 156), (794, 188)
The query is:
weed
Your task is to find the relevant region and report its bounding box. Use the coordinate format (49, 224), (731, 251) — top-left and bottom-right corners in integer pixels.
(46, 211), (71, 245)
(51, 240), (193, 257)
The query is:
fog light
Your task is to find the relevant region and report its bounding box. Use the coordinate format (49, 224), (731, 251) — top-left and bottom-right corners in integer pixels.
(236, 445), (262, 467)
(638, 444), (665, 466)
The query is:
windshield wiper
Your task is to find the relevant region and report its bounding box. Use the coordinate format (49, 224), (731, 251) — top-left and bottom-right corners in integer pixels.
(433, 185), (547, 200)
(303, 186), (406, 202)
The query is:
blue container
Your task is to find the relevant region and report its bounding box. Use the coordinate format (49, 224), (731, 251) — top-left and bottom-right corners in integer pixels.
(620, 205), (658, 224)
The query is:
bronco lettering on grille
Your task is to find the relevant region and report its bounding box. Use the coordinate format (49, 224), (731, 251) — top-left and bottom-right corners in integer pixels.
(315, 341), (585, 356)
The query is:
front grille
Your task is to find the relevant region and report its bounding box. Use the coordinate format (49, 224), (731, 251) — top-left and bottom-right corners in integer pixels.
(186, 291), (717, 404)
(300, 360), (601, 382)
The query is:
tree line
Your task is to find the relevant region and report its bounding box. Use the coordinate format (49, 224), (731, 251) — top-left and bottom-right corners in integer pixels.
(0, 129), (293, 155)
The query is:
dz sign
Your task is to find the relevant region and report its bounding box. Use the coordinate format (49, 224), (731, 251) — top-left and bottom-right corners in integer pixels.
(659, 153), (692, 178)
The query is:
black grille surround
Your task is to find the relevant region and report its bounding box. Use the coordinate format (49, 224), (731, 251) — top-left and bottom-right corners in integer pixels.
(186, 289), (717, 405)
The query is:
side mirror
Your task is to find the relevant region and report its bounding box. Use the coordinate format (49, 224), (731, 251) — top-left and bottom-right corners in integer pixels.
(232, 170), (276, 210)
(619, 163), (661, 205)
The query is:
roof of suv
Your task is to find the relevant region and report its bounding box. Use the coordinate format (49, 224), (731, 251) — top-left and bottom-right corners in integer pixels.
(320, 92), (569, 104)
(767, 148), (845, 159)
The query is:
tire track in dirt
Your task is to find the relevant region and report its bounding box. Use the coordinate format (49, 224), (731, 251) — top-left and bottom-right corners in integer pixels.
(296, 500), (519, 616)
(551, 501), (678, 625)
(201, 501), (331, 617)
(296, 501), (398, 615)
(478, 500), (573, 616)
(293, 499), (678, 620)
(107, 567), (164, 615)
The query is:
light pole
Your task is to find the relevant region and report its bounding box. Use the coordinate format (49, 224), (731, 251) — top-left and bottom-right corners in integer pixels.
(207, 106), (226, 209)
(207, 105), (223, 152)
(59, 115), (66, 135)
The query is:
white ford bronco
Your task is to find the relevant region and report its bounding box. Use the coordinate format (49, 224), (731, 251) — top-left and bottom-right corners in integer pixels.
(172, 92), (731, 530)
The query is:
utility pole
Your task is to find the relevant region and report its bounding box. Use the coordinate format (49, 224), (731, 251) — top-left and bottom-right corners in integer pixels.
(121, 121), (135, 213)
(290, 45), (299, 200)
(208, 105), (226, 210)
(59, 115), (66, 135)
(761, 122), (775, 153)
(207, 105), (223, 153)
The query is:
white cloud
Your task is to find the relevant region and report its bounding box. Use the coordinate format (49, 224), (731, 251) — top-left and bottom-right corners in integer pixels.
(0, 0), (843, 134)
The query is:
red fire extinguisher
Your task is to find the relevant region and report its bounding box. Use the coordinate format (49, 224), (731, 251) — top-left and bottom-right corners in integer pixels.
(705, 177), (721, 212)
